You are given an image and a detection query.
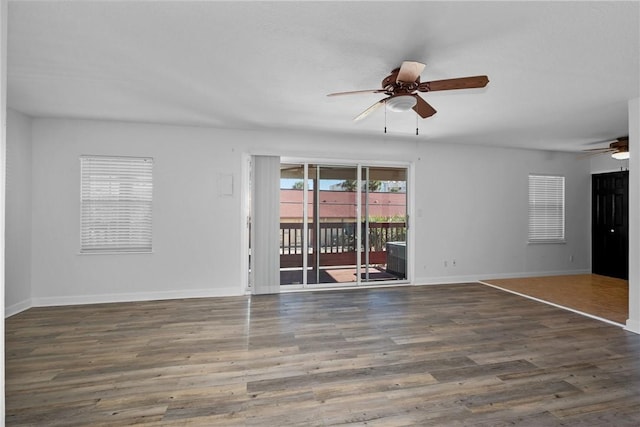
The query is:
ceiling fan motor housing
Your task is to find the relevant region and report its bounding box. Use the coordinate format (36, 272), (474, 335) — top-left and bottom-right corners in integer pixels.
(382, 70), (420, 94)
(386, 95), (418, 112)
(611, 137), (628, 150)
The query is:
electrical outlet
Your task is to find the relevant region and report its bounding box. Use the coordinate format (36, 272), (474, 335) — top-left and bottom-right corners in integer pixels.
(444, 260), (448, 267)
(452, 259), (457, 267)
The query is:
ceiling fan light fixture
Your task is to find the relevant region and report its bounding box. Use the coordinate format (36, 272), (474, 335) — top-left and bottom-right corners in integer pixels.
(386, 95), (417, 112)
(612, 150), (630, 160)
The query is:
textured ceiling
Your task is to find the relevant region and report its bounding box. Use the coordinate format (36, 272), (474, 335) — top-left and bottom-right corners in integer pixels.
(7, 1), (640, 151)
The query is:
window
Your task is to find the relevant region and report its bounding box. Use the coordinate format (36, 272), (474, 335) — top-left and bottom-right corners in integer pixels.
(528, 174), (565, 243)
(81, 156), (153, 253)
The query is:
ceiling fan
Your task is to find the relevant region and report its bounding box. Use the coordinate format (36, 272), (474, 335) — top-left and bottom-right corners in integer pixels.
(582, 136), (629, 160)
(327, 61), (489, 121)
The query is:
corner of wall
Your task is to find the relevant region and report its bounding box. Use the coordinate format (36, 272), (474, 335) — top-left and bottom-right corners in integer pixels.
(5, 299), (31, 318)
(30, 286), (243, 308)
(2, 0), (9, 416)
(5, 109), (34, 315)
(626, 97), (640, 334)
(625, 319), (640, 335)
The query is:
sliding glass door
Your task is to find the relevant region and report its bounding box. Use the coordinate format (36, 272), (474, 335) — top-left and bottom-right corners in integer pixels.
(279, 163), (310, 285)
(362, 167), (407, 282)
(312, 165), (358, 284)
(279, 161), (408, 287)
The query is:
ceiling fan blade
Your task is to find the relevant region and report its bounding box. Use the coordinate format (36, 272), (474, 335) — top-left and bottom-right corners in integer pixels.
(584, 139), (617, 146)
(327, 89), (385, 97)
(412, 95), (437, 118)
(419, 75), (489, 92)
(578, 149), (616, 159)
(396, 61), (425, 83)
(354, 98), (387, 121)
(582, 147), (616, 152)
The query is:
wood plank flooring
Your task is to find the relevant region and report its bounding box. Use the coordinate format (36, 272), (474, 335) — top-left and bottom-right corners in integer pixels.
(5, 284), (640, 426)
(483, 274), (628, 325)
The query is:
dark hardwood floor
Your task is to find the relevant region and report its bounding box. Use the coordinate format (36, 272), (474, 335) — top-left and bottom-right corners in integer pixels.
(5, 284), (640, 426)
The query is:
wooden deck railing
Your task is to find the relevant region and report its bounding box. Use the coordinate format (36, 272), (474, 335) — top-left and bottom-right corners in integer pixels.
(280, 221), (406, 268)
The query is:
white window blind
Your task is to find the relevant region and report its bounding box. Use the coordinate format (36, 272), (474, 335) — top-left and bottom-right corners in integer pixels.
(528, 174), (565, 243)
(81, 156), (153, 253)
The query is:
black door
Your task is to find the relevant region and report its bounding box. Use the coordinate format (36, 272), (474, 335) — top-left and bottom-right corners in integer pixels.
(592, 171), (628, 279)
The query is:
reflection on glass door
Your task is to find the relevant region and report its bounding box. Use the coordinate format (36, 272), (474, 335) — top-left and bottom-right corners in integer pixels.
(362, 167), (407, 282)
(312, 165), (358, 284)
(279, 163), (311, 285)
(279, 162), (407, 287)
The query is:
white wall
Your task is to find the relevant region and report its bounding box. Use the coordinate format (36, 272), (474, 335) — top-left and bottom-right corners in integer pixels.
(413, 142), (591, 283)
(30, 119), (249, 305)
(5, 109), (31, 315)
(20, 117), (591, 306)
(28, 119), (419, 305)
(591, 152), (629, 174)
(2, 0), (8, 417)
(627, 97), (639, 333)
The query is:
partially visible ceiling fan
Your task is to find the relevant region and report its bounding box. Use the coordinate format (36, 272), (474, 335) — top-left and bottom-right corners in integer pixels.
(581, 136), (629, 159)
(327, 61), (489, 121)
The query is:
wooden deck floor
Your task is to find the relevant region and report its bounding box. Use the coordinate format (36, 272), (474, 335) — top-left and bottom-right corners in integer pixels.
(6, 284), (640, 425)
(483, 274), (628, 325)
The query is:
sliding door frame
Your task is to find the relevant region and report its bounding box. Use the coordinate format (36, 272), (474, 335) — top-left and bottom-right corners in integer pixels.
(243, 154), (414, 293)
(279, 156), (413, 290)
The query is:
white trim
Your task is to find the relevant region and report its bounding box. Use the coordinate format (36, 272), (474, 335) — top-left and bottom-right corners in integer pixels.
(414, 275), (484, 285)
(5, 299), (30, 318)
(478, 269), (591, 280)
(479, 281), (625, 328)
(406, 161), (415, 283)
(628, 97), (640, 336)
(30, 287), (242, 308)
(625, 319), (640, 334)
(302, 163), (309, 282)
(356, 164), (363, 282)
(1, 0), (7, 417)
(240, 152), (251, 294)
(413, 269), (591, 286)
(281, 156), (412, 170)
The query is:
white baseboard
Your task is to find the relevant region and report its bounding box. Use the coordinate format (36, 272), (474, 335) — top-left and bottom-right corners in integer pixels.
(413, 275), (481, 285)
(5, 299), (32, 318)
(413, 269), (591, 286)
(477, 269), (592, 281)
(6, 269), (597, 317)
(28, 286), (243, 309)
(625, 319), (640, 335)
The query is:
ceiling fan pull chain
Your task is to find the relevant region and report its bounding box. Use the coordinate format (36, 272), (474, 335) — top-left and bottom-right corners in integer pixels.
(416, 114), (419, 136)
(384, 101), (387, 134)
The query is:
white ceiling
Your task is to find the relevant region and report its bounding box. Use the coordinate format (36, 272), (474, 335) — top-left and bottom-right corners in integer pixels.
(7, 1), (640, 152)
